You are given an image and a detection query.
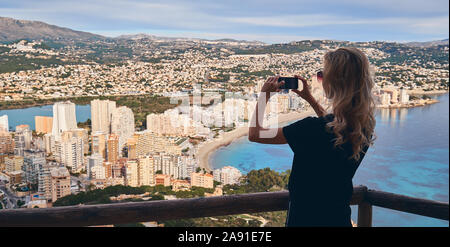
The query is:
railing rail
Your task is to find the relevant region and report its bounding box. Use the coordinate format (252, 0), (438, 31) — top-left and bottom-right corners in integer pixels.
(365, 189), (449, 221)
(0, 185), (447, 227)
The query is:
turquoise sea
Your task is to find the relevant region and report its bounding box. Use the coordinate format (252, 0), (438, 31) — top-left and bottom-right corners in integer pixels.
(0, 104), (91, 131)
(210, 93), (449, 227)
(1, 95), (448, 226)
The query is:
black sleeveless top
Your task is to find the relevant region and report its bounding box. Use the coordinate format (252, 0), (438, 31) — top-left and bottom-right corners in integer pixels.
(282, 113), (369, 227)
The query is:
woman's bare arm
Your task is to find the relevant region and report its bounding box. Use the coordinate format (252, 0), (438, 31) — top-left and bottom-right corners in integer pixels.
(248, 77), (287, 144)
(304, 95), (327, 118)
(292, 75), (327, 118)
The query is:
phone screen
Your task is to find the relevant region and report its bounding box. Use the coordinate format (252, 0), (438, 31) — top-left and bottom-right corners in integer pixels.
(278, 77), (298, 89)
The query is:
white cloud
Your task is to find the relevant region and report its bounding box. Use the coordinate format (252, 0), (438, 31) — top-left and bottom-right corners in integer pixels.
(226, 14), (449, 36)
(1, 0), (448, 42)
(0, 0), (227, 30)
(226, 15), (367, 27)
(337, 0), (449, 14)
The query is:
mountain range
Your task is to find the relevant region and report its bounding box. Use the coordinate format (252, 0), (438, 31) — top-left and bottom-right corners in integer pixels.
(115, 33), (265, 45)
(0, 17), (104, 42)
(0, 17), (264, 45)
(405, 39), (449, 47)
(0, 16), (448, 46)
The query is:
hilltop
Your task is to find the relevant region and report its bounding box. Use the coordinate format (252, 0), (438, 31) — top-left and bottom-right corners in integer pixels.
(0, 16), (447, 105)
(2, 16), (446, 47)
(115, 33), (265, 45)
(0, 17), (105, 42)
(404, 39), (449, 48)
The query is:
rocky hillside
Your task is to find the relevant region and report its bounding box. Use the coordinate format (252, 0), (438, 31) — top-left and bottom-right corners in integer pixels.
(0, 16), (105, 42)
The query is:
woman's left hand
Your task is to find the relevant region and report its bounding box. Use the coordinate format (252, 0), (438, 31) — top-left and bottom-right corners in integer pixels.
(261, 76), (284, 93)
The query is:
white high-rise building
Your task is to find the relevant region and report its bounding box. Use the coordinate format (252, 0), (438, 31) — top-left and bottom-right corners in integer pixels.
(90, 165), (106, 180)
(125, 160), (139, 187)
(34, 136), (46, 152)
(5, 156), (23, 173)
(23, 150), (46, 185)
(111, 106), (135, 153)
(0, 115), (8, 132)
(138, 156), (155, 186)
(91, 131), (107, 159)
(146, 108), (210, 137)
(91, 100), (116, 134)
(65, 128), (89, 155)
(178, 155), (196, 180)
(399, 89), (409, 104)
(14, 125), (32, 157)
(213, 166), (242, 185)
(52, 102), (77, 141)
(381, 93), (391, 106)
(87, 153), (104, 179)
(44, 133), (55, 154)
(56, 131), (84, 172)
(38, 162), (54, 201)
(152, 153), (180, 179)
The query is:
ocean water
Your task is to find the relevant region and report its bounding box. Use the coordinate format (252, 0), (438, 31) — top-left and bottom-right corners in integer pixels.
(1, 95), (448, 226)
(0, 104), (91, 131)
(210, 93), (449, 227)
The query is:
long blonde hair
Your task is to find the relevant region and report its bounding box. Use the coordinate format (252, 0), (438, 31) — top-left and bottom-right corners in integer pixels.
(322, 47), (376, 161)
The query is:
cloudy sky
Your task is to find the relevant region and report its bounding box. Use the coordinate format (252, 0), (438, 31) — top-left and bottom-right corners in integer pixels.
(1, 0), (448, 43)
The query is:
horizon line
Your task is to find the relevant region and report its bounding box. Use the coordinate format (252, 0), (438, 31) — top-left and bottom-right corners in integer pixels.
(1, 16), (449, 45)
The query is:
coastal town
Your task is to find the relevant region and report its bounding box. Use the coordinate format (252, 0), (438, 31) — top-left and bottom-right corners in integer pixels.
(0, 37), (448, 226)
(0, 39), (448, 102)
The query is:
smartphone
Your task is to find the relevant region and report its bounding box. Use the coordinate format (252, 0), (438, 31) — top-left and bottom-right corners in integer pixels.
(278, 77), (298, 89)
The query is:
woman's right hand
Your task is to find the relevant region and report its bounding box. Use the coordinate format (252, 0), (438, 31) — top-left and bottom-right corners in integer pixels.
(261, 76), (284, 93)
(292, 75), (313, 100)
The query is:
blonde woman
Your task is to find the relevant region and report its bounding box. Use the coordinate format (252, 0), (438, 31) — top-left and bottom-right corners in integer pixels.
(249, 47), (376, 227)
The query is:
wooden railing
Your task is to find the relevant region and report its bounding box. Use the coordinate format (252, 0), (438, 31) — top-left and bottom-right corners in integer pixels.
(0, 185), (448, 227)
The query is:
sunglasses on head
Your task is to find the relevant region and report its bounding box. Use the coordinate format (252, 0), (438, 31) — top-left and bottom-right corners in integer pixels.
(316, 70), (323, 80)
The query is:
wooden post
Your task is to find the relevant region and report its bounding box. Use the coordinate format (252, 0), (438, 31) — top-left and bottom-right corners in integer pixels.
(357, 202), (373, 227)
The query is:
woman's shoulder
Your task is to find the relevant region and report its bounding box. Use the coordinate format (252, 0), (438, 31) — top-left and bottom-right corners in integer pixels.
(284, 114), (329, 133)
(321, 113), (335, 122)
(290, 113), (334, 126)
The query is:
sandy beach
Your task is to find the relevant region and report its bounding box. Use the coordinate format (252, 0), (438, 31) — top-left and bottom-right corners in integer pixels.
(197, 109), (316, 171)
(196, 90), (450, 171)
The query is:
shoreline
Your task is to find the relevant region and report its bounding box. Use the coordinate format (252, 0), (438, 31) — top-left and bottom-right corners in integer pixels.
(0, 89), (447, 111)
(197, 109), (316, 171)
(197, 91), (449, 171)
(406, 89), (448, 96)
(375, 98), (440, 109)
(0, 93), (163, 111)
